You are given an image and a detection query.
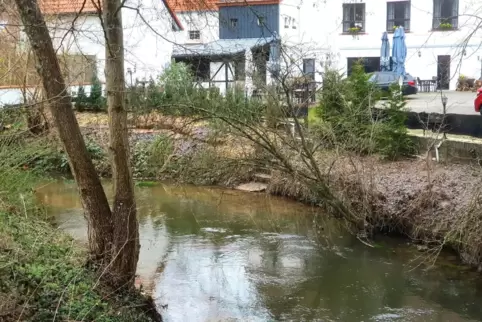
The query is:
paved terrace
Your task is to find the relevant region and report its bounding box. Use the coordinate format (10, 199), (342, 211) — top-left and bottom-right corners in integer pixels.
(376, 91), (477, 115)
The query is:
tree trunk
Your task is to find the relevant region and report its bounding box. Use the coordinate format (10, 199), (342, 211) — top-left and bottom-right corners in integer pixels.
(13, 0), (114, 265)
(103, 0), (139, 288)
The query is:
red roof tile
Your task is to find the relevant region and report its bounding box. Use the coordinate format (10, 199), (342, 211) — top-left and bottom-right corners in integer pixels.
(39, 0), (99, 15)
(165, 0), (218, 12)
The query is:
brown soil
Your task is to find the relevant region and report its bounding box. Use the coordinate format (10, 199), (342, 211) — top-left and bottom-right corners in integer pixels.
(269, 154), (482, 268)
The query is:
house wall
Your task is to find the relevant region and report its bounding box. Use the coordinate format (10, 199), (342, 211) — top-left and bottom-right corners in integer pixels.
(0, 0), (219, 105)
(316, 0), (482, 90)
(219, 4), (280, 39)
(178, 10), (219, 44)
(275, 0), (328, 83)
(47, 14), (105, 80)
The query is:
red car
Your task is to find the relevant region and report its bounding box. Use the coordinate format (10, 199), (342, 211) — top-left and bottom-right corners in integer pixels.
(475, 87), (482, 114)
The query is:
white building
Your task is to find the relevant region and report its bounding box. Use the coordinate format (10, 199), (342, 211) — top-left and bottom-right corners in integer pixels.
(1, 0), (479, 105)
(0, 0), (188, 104)
(306, 0), (482, 90)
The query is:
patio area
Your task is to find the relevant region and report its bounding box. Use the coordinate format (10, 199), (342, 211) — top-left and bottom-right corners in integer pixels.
(376, 91), (477, 115)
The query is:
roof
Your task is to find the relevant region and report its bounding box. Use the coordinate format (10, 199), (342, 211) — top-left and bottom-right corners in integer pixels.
(172, 37), (274, 58)
(165, 0), (219, 12)
(39, 0), (98, 14)
(38, 0), (184, 31)
(216, 0), (280, 7)
(161, 0), (184, 30)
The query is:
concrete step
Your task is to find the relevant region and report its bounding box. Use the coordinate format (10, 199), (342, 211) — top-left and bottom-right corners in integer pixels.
(235, 182), (268, 192)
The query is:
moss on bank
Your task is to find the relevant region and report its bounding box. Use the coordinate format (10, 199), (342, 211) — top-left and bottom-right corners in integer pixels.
(0, 170), (159, 321)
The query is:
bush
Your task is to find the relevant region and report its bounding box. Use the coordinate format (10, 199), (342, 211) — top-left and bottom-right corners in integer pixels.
(315, 63), (411, 159)
(374, 83), (414, 160)
(315, 63), (380, 153)
(89, 71), (106, 112)
(132, 134), (174, 178)
(27, 138), (105, 174)
(74, 85), (89, 112)
(72, 66), (106, 112)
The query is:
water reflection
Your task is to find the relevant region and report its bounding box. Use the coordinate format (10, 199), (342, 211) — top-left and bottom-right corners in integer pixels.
(36, 181), (482, 322)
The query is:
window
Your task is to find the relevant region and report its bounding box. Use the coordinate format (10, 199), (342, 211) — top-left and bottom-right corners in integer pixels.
(230, 18), (238, 27)
(387, 1), (410, 32)
(189, 30), (200, 40)
(433, 0), (458, 30)
(342, 3), (365, 33)
(292, 18), (296, 29)
(284, 16), (289, 28)
(303, 58), (315, 79)
(257, 16), (264, 26)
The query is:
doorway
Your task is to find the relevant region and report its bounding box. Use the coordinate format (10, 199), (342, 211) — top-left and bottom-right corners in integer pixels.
(437, 55), (451, 90)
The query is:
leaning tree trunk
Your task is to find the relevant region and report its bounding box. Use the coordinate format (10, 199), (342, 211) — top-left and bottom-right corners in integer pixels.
(14, 0), (114, 265)
(103, 0), (139, 288)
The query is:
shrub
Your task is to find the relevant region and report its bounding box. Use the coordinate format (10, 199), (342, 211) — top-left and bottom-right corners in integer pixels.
(374, 83), (414, 160)
(74, 85), (89, 112)
(89, 70), (106, 112)
(315, 63), (380, 153)
(315, 63), (411, 159)
(132, 134), (174, 178)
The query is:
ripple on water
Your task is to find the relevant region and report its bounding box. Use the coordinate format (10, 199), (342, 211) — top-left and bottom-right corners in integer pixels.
(200, 227), (229, 233)
(371, 308), (434, 321)
(36, 182), (482, 322)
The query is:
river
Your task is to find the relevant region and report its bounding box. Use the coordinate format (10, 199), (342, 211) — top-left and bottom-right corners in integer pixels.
(36, 180), (482, 322)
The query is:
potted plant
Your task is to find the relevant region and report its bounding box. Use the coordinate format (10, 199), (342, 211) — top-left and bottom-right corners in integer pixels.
(439, 21), (453, 30)
(348, 26), (361, 39)
(457, 74), (466, 91)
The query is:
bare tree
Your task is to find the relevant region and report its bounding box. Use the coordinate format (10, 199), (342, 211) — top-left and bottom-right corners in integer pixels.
(103, 0), (139, 287)
(13, 0), (139, 289)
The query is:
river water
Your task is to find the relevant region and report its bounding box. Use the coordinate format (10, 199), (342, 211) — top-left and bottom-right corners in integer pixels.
(36, 181), (482, 322)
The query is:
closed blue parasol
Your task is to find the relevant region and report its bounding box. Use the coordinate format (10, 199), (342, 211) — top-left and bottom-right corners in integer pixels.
(392, 27), (407, 77)
(380, 32), (390, 71)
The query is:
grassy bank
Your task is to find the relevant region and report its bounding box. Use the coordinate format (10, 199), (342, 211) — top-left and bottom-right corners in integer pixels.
(0, 147), (159, 321)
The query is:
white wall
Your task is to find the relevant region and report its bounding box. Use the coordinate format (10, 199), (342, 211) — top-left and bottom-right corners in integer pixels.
(312, 0), (482, 89)
(177, 10), (219, 44)
(47, 14), (106, 82)
(279, 0), (331, 83)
